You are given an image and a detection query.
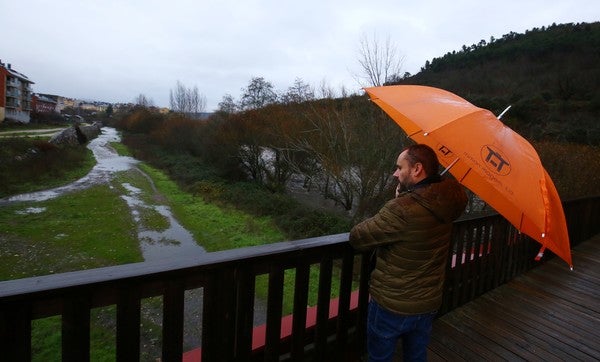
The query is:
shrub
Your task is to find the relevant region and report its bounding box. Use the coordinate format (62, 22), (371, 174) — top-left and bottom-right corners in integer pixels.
(0, 138), (92, 197)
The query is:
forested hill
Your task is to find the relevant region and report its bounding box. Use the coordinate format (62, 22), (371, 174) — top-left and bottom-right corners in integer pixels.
(393, 22), (600, 145)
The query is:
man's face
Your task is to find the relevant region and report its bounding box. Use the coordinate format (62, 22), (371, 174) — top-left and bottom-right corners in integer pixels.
(393, 150), (416, 190)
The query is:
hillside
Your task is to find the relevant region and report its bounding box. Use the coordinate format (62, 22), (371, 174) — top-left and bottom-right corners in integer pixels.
(393, 22), (600, 145)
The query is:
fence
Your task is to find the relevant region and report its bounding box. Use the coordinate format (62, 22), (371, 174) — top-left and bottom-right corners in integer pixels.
(1, 196), (598, 361)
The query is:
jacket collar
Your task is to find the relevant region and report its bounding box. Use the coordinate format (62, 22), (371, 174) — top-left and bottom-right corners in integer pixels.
(409, 174), (442, 191)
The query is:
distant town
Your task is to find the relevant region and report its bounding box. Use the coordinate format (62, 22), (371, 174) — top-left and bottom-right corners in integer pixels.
(0, 59), (170, 124)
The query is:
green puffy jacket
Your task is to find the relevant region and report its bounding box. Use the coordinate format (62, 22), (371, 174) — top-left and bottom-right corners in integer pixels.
(349, 177), (467, 315)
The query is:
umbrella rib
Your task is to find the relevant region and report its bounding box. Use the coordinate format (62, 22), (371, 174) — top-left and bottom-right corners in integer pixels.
(458, 167), (470, 183)
(518, 212), (525, 232)
(407, 129), (423, 138)
(441, 157), (460, 176)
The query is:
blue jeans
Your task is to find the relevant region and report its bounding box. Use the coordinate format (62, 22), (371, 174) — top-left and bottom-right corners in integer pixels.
(367, 300), (436, 362)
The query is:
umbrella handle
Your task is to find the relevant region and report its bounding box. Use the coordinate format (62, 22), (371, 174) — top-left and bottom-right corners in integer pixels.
(441, 158), (460, 176)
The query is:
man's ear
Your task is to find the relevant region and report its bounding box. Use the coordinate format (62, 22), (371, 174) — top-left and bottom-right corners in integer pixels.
(413, 162), (424, 176)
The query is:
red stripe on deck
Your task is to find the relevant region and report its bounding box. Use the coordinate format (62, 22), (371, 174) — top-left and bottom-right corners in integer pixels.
(182, 290), (360, 361)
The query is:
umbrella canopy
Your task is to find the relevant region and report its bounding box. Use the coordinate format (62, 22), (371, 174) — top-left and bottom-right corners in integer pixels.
(365, 85), (572, 268)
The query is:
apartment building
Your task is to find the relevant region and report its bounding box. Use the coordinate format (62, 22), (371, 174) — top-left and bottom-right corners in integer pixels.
(32, 93), (58, 113)
(0, 60), (35, 123)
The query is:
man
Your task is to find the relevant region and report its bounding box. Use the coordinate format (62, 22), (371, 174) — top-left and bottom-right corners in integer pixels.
(349, 144), (467, 362)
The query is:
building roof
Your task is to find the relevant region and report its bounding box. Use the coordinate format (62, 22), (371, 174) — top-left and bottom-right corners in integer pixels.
(35, 93), (58, 104)
(0, 61), (35, 84)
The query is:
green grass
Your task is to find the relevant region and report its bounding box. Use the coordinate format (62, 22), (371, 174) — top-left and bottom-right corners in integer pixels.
(31, 308), (120, 362)
(139, 163), (286, 251)
(0, 184), (141, 280)
(110, 141), (132, 156)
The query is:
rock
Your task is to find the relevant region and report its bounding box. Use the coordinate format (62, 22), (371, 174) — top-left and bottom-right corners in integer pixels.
(80, 122), (102, 140)
(49, 122), (102, 146)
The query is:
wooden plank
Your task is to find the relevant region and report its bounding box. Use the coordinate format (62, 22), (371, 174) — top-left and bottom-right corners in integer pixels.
(201, 269), (236, 361)
(290, 264), (310, 360)
(509, 279), (599, 316)
(427, 335), (466, 362)
(527, 266), (600, 298)
(162, 282), (185, 362)
(530, 266), (600, 295)
(426, 348), (453, 362)
(471, 293), (593, 360)
(512, 273), (600, 318)
(440, 310), (522, 360)
(450, 307), (538, 360)
(503, 282), (600, 337)
(116, 286), (141, 362)
(0, 303), (31, 361)
(524, 264), (600, 295)
(488, 284), (600, 339)
(62, 295), (91, 362)
(430, 319), (497, 360)
(264, 267), (285, 361)
(457, 302), (557, 360)
(456, 298), (570, 361)
(233, 265), (256, 359)
(335, 250), (354, 358)
(483, 288), (600, 359)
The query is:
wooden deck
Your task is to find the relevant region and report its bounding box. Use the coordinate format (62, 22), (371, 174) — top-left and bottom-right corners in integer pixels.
(426, 234), (600, 361)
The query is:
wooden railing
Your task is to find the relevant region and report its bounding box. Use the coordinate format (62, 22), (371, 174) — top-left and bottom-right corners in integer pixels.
(440, 195), (600, 315)
(1, 196), (598, 362)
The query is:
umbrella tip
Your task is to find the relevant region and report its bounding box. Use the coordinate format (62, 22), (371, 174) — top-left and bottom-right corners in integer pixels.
(570, 265), (574, 271)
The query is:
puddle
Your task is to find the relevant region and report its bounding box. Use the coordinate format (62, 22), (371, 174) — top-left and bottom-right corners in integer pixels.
(120, 183), (205, 260)
(15, 207), (47, 215)
(1, 127), (206, 261)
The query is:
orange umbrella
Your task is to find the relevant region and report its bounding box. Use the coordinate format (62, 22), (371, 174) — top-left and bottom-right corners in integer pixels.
(365, 85), (572, 268)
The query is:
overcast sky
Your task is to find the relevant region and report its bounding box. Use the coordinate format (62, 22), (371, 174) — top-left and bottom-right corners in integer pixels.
(1, 0), (598, 111)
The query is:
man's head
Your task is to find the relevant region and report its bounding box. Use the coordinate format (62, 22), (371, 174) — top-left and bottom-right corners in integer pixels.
(393, 144), (440, 190)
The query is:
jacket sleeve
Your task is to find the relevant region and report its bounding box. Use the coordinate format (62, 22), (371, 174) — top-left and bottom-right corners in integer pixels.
(349, 198), (410, 251)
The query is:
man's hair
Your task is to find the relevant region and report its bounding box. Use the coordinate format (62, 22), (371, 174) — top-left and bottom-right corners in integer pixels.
(403, 144), (440, 177)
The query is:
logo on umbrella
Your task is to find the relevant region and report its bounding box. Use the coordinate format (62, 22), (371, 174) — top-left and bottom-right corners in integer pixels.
(481, 145), (511, 176)
(437, 144), (454, 158)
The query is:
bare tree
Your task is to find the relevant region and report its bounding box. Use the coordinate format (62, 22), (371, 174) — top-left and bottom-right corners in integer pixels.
(169, 81), (207, 114)
(286, 96), (404, 219)
(317, 79), (336, 99)
(280, 78), (315, 104)
(355, 32), (405, 86)
(134, 94), (154, 108)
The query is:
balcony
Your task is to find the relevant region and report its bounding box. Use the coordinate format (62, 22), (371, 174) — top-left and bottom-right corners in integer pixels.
(5, 99), (21, 108)
(5, 89), (20, 98)
(6, 78), (19, 87)
(0, 196), (598, 361)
